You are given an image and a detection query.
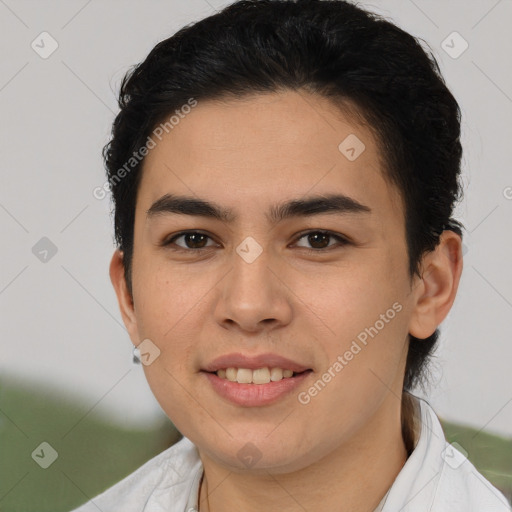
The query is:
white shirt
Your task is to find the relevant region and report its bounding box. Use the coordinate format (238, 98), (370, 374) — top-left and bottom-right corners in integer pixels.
(70, 395), (511, 512)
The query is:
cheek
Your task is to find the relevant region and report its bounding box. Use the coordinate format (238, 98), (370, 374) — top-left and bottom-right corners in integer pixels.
(132, 265), (203, 424)
(132, 255), (208, 340)
(315, 260), (403, 338)
(131, 264), (207, 414)
(310, 255), (410, 388)
(141, 361), (207, 440)
(301, 288), (408, 438)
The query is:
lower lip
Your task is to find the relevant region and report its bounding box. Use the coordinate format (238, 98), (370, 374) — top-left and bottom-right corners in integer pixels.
(202, 371), (312, 407)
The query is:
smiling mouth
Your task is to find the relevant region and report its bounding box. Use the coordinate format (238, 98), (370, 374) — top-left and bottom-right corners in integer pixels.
(205, 367), (312, 384)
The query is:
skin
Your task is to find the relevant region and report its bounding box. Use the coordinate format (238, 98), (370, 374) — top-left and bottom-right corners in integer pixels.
(110, 90), (463, 512)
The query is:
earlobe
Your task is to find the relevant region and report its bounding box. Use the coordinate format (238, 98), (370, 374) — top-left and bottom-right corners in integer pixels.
(109, 250), (139, 341)
(408, 231), (464, 340)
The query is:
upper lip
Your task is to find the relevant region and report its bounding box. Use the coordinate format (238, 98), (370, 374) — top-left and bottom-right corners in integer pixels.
(202, 352), (311, 373)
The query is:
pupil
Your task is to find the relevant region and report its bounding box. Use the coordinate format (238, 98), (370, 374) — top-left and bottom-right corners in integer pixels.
(186, 233), (207, 248)
(309, 232), (329, 249)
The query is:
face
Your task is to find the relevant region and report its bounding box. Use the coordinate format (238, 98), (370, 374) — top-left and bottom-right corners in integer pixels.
(114, 90), (427, 474)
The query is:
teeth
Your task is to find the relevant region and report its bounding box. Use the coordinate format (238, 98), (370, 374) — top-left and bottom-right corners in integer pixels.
(226, 367), (237, 382)
(236, 368), (253, 384)
(252, 367), (270, 384)
(216, 367), (298, 384)
(270, 367), (283, 381)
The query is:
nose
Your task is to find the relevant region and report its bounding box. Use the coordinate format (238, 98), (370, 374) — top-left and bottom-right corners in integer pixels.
(213, 245), (293, 334)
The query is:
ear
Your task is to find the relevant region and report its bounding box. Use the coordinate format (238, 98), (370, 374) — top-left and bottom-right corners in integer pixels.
(109, 249), (140, 344)
(408, 230), (463, 339)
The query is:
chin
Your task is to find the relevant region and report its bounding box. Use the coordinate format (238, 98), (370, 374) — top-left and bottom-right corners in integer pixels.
(192, 428), (321, 474)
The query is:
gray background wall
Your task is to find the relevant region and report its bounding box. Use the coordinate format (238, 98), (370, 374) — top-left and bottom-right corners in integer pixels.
(1, 0), (511, 435)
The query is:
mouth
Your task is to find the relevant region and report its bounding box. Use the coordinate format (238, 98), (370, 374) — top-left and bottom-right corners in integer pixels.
(200, 367), (313, 407)
(200, 353), (313, 407)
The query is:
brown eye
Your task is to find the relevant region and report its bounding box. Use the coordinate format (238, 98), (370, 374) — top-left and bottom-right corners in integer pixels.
(306, 232), (330, 249)
(294, 230), (349, 251)
(163, 231), (216, 251)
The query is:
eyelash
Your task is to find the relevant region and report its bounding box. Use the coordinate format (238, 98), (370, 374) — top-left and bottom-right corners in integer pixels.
(161, 230), (350, 254)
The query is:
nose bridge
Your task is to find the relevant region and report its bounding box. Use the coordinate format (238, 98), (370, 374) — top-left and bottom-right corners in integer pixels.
(229, 237), (276, 305)
(215, 236), (292, 331)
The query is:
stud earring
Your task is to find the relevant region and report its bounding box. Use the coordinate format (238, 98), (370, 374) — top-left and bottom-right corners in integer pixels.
(133, 345), (141, 364)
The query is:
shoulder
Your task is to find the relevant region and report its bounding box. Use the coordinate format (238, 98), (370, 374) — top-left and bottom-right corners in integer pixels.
(434, 441), (511, 511)
(408, 396), (511, 511)
(69, 435), (202, 512)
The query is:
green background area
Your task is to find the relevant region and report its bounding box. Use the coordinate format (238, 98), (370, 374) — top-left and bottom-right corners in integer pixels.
(1, 377), (511, 511)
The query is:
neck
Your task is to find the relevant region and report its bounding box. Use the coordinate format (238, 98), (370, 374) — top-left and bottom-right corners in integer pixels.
(198, 392), (412, 512)
(401, 391), (418, 457)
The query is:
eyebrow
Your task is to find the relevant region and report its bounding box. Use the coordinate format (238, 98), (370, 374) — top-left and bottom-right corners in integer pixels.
(146, 193), (372, 224)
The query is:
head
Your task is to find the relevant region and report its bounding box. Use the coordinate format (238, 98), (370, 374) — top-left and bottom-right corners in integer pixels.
(107, 0), (463, 471)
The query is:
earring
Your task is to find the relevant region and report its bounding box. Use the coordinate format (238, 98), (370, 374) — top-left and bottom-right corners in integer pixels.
(133, 345), (141, 364)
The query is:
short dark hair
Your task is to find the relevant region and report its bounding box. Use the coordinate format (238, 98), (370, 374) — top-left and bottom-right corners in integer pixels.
(103, 0), (464, 392)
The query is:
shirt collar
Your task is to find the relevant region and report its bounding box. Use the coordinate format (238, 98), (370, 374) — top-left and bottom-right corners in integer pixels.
(381, 394), (446, 511)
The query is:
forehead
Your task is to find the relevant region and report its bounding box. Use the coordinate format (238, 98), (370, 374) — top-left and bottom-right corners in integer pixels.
(137, 90), (403, 223)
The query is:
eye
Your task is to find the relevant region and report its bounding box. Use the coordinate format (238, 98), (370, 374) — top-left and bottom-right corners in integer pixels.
(292, 230), (350, 252)
(161, 229), (350, 254)
(162, 231), (218, 251)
